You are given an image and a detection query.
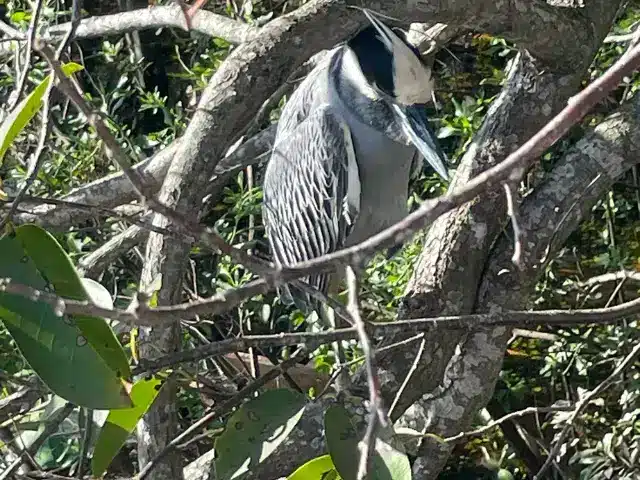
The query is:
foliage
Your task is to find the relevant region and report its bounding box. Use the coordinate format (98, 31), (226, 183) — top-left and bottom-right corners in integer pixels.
(0, 0), (639, 478)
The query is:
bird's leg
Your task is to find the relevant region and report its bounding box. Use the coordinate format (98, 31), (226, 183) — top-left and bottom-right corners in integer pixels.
(172, 0), (192, 29)
(187, 0), (208, 18)
(173, 0), (209, 31)
(172, 0), (208, 31)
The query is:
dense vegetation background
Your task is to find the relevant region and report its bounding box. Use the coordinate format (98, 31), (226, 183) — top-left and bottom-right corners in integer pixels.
(0, 0), (638, 479)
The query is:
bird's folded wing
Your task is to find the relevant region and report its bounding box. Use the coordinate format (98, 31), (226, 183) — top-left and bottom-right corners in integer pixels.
(263, 105), (360, 308)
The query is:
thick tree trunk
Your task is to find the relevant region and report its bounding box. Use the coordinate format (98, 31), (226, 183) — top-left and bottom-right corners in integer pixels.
(391, 3), (623, 476)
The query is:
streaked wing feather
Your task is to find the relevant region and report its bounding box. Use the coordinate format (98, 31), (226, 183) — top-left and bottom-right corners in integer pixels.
(263, 105), (358, 311)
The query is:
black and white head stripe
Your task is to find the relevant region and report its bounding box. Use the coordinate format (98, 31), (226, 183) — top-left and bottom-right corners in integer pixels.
(347, 9), (434, 106)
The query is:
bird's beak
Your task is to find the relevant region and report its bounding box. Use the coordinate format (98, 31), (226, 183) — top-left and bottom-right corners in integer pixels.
(392, 103), (449, 181)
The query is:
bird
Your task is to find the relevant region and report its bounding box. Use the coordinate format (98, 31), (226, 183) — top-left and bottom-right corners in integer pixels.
(262, 9), (449, 315)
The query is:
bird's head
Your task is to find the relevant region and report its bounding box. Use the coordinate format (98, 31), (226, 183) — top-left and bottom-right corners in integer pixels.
(346, 10), (435, 106)
(343, 10), (449, 180)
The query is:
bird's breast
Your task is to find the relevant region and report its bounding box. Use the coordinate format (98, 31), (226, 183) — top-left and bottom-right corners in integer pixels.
(343, 117), (417, 246)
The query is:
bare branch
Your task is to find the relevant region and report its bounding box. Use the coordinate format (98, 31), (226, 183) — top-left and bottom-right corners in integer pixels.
(132, 296), (640, 373)
(6, 0), (44, 112)
(345, 266), (386, 480)
(443, 406), (575, 444)
(576, 270), (640, 288)
(6, 5), (259, 48)
(77, 224), (147, 278)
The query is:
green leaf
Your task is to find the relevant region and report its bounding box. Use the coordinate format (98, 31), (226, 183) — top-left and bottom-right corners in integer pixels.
(324, 405), (410, 480)
(324, 405), (360, 480)
(436, 125), (458, 139)
(0, 231), (132, 409)
(287, 455), (341, 480)
(373, 438), (411, 480)
(215, 388), (307, 479)
(497, 469), (515, 480)
(92, 376), (164, 477)
(81, 278), (114, 310)
(0, 62), (83, 165)
(15, 224), (131, 381)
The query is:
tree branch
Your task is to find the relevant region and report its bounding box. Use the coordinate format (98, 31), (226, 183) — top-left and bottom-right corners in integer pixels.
(13, 124), (276, 230)
(0, 4), (259, 60)
(401, 4), (630, 475)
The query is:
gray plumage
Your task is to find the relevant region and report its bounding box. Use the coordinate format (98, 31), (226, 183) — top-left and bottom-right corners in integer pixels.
(263, 11), (448, 311)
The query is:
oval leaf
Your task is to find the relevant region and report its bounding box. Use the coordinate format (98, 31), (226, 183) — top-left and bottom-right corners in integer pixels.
(324, 405), (410, 480)
(0, 232), (131, 409)
(372, 439), (411, 480)
(324, 405), (360, 480)
(81, 278), (114, 310)
(287, 455), (340, 480)
(15, 224), (131, 380)
(0, 62), (83, 164)
(92, 376), (164, 477)
(215, 388), (307, 479)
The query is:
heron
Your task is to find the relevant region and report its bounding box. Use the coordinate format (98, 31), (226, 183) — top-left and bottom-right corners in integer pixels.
(262, 10), (449, 320)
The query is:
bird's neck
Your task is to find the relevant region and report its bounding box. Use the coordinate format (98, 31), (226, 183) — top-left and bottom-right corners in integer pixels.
(330, 47), (403, 139)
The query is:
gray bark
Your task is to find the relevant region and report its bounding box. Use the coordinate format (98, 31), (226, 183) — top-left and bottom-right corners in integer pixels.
(4, 0), (627, 478)
(183, 92), (640, 480)
(184, 1), (628, 479)
(182, 5), (640, 480)
(388, 2), (624, 477)
(229, 62), (640, 480)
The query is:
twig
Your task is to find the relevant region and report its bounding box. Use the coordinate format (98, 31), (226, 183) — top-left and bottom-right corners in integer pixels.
(444, 406), (574, 443)
(135, 347), (308, 480)
(77, 224), (146, 277)
(6, 0), (44, 112)
(504, 181), (523, 269)
(604, 32), (638, 43)
(55, 0), (82, 56)
(0, 78), (54, 228)
(3, 270), (640, 333)
(575, 270), (640, 288)
(3, 5), (259, 48)
(388, 334), (426, 418)
(346, 266), (386, 480)
(510, 328), (558, 342)
(133, 294), (640, 374)
(315, 334), (426, 400)
(534, 341), (640, 479)
(75, 408), (93, 478)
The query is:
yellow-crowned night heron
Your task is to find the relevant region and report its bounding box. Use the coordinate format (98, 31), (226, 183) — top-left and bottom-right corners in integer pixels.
(263, 10), (449, 313)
